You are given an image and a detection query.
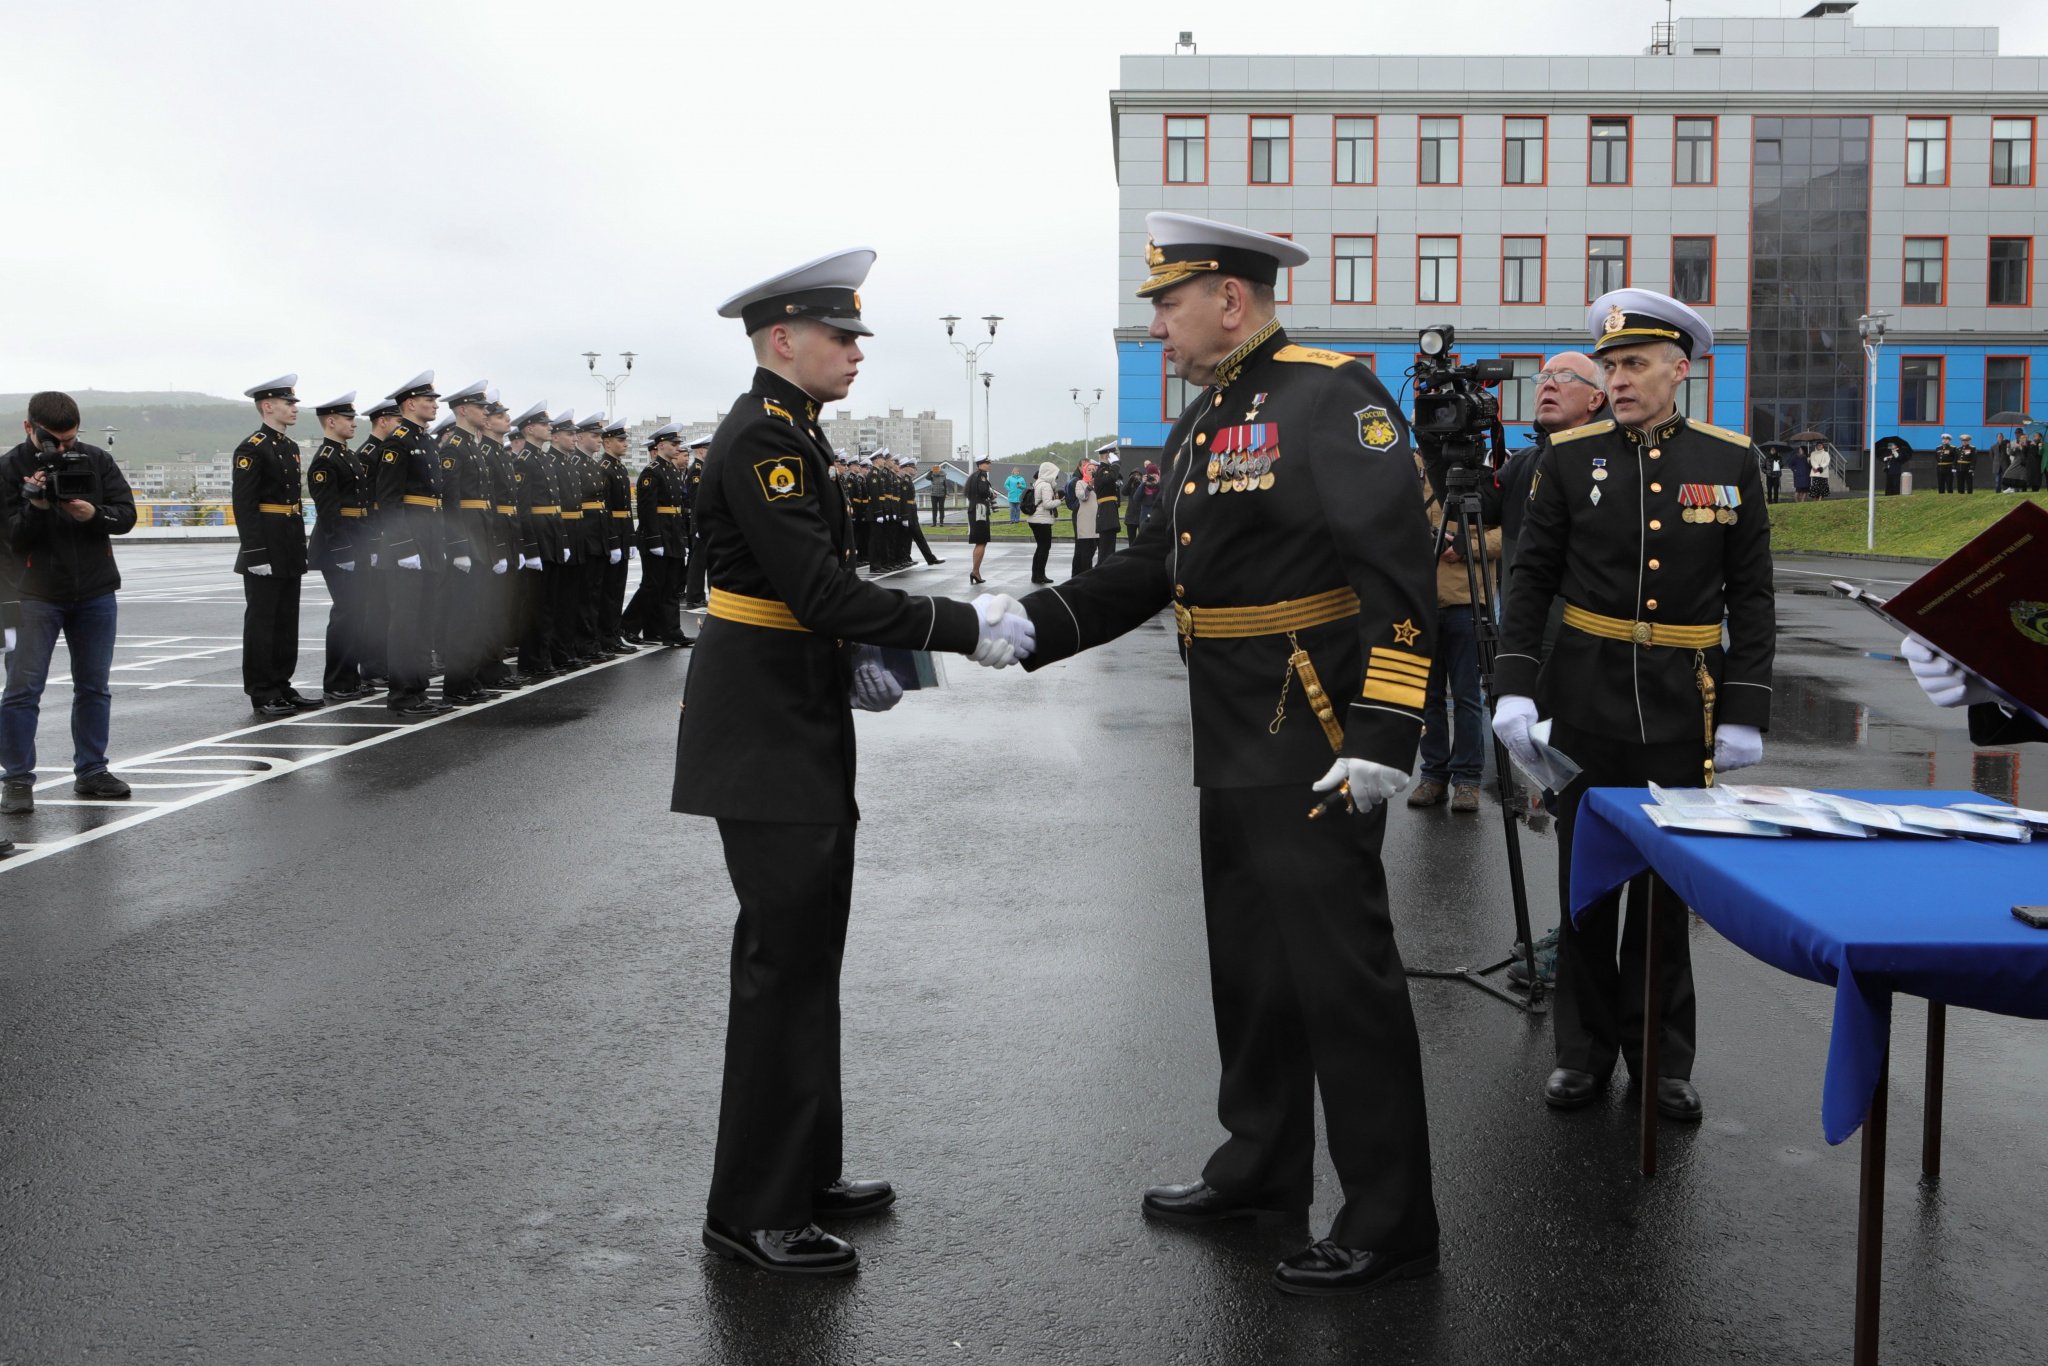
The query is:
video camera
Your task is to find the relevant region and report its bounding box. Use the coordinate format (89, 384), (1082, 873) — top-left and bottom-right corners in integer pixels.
(33, 430), (95, 502)
(1410, 325), (1512, 488)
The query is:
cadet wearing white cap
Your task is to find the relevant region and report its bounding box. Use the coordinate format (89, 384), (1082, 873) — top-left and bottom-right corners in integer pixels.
(680, 433), (710, 609)
(622, 423), (693, 647)
(547, 410), (600, 665)
(233, 374), (316, 717)
(374, 371), (453, 716)
(674, 247), (1033, 1278)
(509, 401), (565, 678)
(353, 397), (401, 688)
(1492, 287), (1774, 1123)
(477, 389), (525, 689)
(435, 381), (496, 705)
(304, 391), (377, 702)
(596, 416), (638, 653)
(1009, 212), (1441, 1296)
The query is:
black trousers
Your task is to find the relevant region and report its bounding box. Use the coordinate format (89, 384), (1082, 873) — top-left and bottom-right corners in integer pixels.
(439, 565), (482, 693)
(684, 534), (707, 603)
(1098, 529), (1118, 562)
(358, 568), (388, 680)
(575, 556), (603, 653)
(1937, 466), (1954, 493)
(907, 516), (939, 565)
(600, 552), (629, 642)
(318, 566), (364, 695)
(1549, 721), (1700, 1081)
(929, 494), (945, 525)
(1071, 530), (1097, 577)
(853, 518), (871, 565)
(516, 566), (552, 673)
(708, 818), (856, 1230)
(546, 559), (581, 663)
(1196, 786), (1439, 1250)
(383, 568), (433, 700)
(1958, 464), (1975, 494)
(241, 572), (301, 701)
(1028, 522), (1053, 580)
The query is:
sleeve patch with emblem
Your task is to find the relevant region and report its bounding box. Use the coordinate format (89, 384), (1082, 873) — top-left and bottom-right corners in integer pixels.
(1355, 406), (1398, 451)
(312, 470), (326, 483)
(236, 456), (252, 469)
(753, 457), (805, 501)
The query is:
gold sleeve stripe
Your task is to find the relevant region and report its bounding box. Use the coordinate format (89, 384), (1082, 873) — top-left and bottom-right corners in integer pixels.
(1371, 646), (1430, 668)
(1361, 679), (1428, 709)
(1367, 656), (1432, 681)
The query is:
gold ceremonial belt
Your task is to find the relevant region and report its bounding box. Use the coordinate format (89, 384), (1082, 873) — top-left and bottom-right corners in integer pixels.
(655, 505), (683, 514)
(609, 510), (632, 519)
(257, 503), (300, 515)
(339, 508), (368, 518)
(457, 499), (489, 509)
(707, 587), (808, 633)
(1563, 603), (1722, 649)
(530, 505), (561, 514)
(560, 510), (584, 520)
(402, 495), (439, 508)
(580, 500), (604, 509)
(494, 504), (515, 514)
(1173, 586), (1360, 644)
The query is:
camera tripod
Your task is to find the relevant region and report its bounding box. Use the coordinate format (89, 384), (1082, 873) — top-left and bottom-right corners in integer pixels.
(1404, 453), (1548, 1016)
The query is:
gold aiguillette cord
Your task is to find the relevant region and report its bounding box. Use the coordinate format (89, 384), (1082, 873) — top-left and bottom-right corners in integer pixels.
(1695, 650), (1717, 789)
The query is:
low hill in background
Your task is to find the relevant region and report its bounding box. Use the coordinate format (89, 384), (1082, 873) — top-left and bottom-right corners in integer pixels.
(0, 390), (252, 463)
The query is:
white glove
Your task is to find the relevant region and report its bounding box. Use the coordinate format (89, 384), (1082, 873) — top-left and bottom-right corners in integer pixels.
(453, 556), (473, 573)
(650, 546), (665, 557)
(1713, 723), (1763, 773)
(969, 593), (1035, 668)
(560, 548), (571, 563)
(1491, 694), (1541, 772)
(398, 554), (422, 570)
(337, 560), (355, 572)
(370, 553), (378, 567)
(849, 660), (904, 712)
(1900, 634), (1996, 709)
(608, 548), (622, 564)
(521, 555), (541, 571)
(628, 546), (638, 560)
(247, 562), (272, 577)
(2, 626), (15, 655)
(1313, 757), (1411, 810)
(492, 558), (508, 575)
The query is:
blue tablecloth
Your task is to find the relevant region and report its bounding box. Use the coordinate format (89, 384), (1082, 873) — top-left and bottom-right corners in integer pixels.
(1571, 788), (2048, 1144)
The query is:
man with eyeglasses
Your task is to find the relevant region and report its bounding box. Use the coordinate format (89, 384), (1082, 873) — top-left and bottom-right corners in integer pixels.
(0, 390), (137, 815)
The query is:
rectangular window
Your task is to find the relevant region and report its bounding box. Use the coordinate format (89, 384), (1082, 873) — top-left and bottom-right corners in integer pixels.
(1497, 355), (1542, 425)
(1333, 236), (1375, 304)
(1417, 237), (1460, 304)
(1900, 356), (1943, 424)
(1270, 232), (1294, 304)
(1989, 237), (2031, 306)
(1162, 357), (1200, 419)
(1590, 116), (1632, 185)
(1502, 236), (1544, 304)
(1165, 115), (1207, 184)
(1903, 238), (1946, 305)
(1675, 116), (1716, 184)
(1672, 236), (1714, 305)
(1987, 358), (2029, 419)
(1419, 117), (1461, 185)
(1992, 117), (2035, 187)
(1249, 115), (1291, 185)
(1906, 117), (1948, 186)
(1587, 236), (1629, 301)
(1677, 356), (1714, 422)
(1504, 117), (1546, 185)
(1334, 116), (1377, 185)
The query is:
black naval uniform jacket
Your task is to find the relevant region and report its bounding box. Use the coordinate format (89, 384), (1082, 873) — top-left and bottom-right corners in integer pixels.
(231, 426), (307, 577)
(636, 461), (689, 556)
(673, 368), (981, 825)
(483, 436), (517, 564)
(512, 445), (560, 565)
(1018, 323), (1437, 786)
(306, 436), (370, 572)
(569, 452), (607, 559)
(1495, 412), (1775, 744)
(373, 420), (445, 570)
(355, 433), (387, 561)
(600, 455), (633, 552)
(437, 428), (490, 565)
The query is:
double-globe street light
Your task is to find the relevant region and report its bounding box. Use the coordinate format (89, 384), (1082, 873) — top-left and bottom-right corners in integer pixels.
(1071, 387), (1103, 470)
(582, 350), (636, 419)
(940, 315), (1001, 461)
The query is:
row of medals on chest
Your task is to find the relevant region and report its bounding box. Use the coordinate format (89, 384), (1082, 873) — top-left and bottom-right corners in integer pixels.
(1590, 450), (1735, 523)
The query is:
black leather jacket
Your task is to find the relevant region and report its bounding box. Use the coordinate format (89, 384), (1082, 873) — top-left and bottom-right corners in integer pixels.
(0, 441), (137, 602)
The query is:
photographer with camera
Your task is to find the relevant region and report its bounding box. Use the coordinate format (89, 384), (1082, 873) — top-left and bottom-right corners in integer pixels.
(0, 391), (137, 815)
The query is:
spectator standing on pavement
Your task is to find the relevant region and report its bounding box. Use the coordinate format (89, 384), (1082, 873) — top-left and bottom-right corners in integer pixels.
(928, 464), (948, 526)
(1407, 453), (1500, 814)
(1124, 461), (1163, 541)
(1765, 450), (1783, 503)
(1807, 442), (1831, 500)
(965, 454), (994, 585)
(0, 391), (137, 814)
(1070, 457), (1100, 576)
(1026, 459), (1058, 583)
(1004, 469), (1027, 522)
(1790, 444), (1811, 501)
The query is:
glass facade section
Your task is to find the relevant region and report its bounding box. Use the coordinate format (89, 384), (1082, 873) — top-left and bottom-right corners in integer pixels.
(1749, 116), (1872, 451)
(1673, 236), (1713, 303)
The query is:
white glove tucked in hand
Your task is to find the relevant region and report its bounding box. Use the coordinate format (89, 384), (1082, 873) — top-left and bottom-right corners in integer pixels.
(492, 558), (508, 574)
(560, 548), (571, 563)
(337, 560), (355, 572)
(849, 660), (904, 712)
(608, 548), (622, 565)
(3, 626), (15, 655)
(628, 546), (637, 560)
(968, 593), (1035, 668)
(1490, 694), (1540, 772)
(649, 546), (664, 556)
(521, 555), (541, 571)
(1313, 757), (1410, 810)
(1712, 723), (1763, 773)
(1901, 635), (1995, 709)
(452, 555), (473, 573)
(398, 554), (422, 570)
(247, 563), (272, 577)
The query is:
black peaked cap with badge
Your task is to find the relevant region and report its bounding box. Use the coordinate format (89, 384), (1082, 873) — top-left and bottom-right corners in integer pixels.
(672, 247), (979, 826)
(1494, 287), (1775, 746)
(1013, 212), (1436, 786)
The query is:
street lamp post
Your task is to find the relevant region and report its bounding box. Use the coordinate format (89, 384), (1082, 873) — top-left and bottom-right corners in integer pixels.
(981, 373), (994, 462)
(1070, 387), (1102, 468)
(582, 350), (637, 418)
(1858, 312), (1889, 551)
(940, 314), (1001, 459)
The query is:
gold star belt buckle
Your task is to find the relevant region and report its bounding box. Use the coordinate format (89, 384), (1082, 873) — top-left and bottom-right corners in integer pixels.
(1631, 621), (1654, 646)
(1173, 602), (1194, 647)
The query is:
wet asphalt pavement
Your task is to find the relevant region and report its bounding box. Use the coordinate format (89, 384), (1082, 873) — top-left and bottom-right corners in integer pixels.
(1, 543), (2044, 1364)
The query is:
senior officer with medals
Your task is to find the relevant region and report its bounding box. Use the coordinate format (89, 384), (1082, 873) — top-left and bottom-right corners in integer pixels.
(1492, 288), (1774, 1122)
(674, 249), (1033, 1279)
(233, 375), (317, 717)
(1012, 214), (1441, 1297)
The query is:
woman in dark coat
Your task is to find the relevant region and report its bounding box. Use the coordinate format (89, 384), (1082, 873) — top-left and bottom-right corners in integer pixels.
(965, 456), (995, 584)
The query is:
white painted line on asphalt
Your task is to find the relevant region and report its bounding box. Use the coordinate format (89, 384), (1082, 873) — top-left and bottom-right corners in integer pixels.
(207, 742), (344, 750)
(32, 798), (170, 808)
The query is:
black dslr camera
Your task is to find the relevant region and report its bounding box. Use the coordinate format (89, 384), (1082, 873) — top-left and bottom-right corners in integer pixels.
(1410, 326), (1512, 488)
(33, 430), (95, 502)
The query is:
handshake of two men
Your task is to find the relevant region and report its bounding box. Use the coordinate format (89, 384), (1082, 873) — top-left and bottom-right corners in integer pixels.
(848, 593), (1036, 713)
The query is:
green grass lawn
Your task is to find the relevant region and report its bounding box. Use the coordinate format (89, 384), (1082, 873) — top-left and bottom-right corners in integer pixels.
(1767, 489), (2048, 559)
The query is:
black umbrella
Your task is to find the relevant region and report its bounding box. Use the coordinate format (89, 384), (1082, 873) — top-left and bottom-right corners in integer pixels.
(1986, 411), (2034, 426)
(1757, 441), (1794, 455)
(1787, 429), (1830, 442)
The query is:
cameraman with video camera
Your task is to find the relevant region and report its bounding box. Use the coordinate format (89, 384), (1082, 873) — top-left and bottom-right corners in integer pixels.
(0, 391), (137, 815)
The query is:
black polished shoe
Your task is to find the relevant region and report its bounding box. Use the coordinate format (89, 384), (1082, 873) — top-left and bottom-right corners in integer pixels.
(812, 1178), (895, 1219)
(608, 638), (639, 653)
(702, 1218), (857, 1277)
(924, 557), (945, 565)
(72, 770), (131, 800)
(1141, 1180), (1296, 1225)
(252, 697), (298, 718)
(1273, 1241), (1439, 1298)
(0, 781), (31, 815)
(285, 693), (325, 710)
(1544, 1067), (1604, 1110)
(393, 697), (453, 717)
(661, 636), (695, 648)
(1656, 1077), (1704, 1123)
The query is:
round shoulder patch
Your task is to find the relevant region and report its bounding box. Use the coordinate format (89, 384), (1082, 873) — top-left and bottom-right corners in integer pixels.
(441, 458), (454, 469)
(237, 456), (252, 469)
(383, 451), (396, 463)
(312, 470), (326, 483)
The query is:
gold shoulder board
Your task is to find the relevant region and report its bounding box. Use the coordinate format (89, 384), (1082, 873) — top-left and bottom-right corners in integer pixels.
(1689, 419), (1753, 448)
(1551, 419), (1617, 446)
(1273, 344), (1352, 369)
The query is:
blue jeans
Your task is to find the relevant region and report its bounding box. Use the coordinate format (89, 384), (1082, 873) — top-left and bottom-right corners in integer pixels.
(1418, 604), (1486, 786)
(1, 592), (118, 782)
(1008, 500), (1021, 523)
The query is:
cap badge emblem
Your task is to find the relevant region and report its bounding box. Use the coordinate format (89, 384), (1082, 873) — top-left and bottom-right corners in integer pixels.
(1603, 305), (1627, 335)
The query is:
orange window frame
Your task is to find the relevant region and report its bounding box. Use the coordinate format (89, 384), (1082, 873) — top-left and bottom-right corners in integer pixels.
(1672, 235), (1715, 306)
(1989, 236), (2033, 307)
(1502, 114), (1548, 187)
(1163, 113), (1209, 186)
(1900, 355), (1945, 425)
(1501, 235), (1545, 305)
(1248, 113), (1293, 186)
(1589, 115), (1633, 186)
(1332, 234), (1378, 306)
(1905, 115), (1951, 188)
(1990, 115), (2036, 187)
(1418, 115), (1463, 187)
(1332, 114), (1378, 186)
(1674, 114), (1719, 186)
(1417, 235), (1461, 305)
(1903, 236), (1948, 306)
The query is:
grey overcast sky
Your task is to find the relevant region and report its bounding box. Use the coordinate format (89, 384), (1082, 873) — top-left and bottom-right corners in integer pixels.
(5, 0), (2043, 453)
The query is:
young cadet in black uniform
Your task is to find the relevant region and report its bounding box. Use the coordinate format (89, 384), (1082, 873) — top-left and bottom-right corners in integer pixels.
(374, 372), (452, 716)
(1493, 289), (1775, 1124)
(572, 414), (613, 658)
(479, 392), (523, 688)
(624, 424), (694, 646)
(510, 402), (564, 678)
(544, 412), (590, 668)
(233, 374), (317, 717)
(436, 382), (497, 705)
(1092, 444), (1122, 561)
(597, 417), (638, 653)
(673, 248), (1034, 1278)
(354, 399), (400, 688)
(1012, 214), (1441, 1297)
(845, 455), (872, 566)
(680, 436), (709, 609)
(304, 391), (375, 702)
